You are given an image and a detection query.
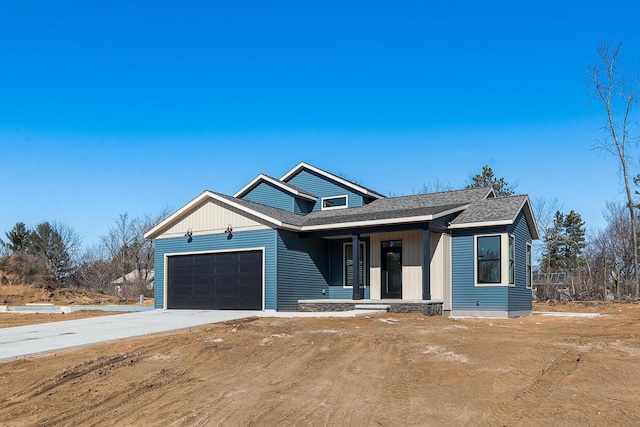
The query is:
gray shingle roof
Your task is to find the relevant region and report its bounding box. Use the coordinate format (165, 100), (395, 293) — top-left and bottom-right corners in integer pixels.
(212, 192), (307, 227)
(303, 187), (492, 226)
(449, 195), (528, 226)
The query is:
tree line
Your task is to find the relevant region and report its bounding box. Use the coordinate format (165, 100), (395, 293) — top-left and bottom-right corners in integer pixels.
(0, 210), (169, 298)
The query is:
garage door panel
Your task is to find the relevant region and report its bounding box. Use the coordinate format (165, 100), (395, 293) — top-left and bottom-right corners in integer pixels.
(214, 264), (237, 275)
(167, 250), (262, 310)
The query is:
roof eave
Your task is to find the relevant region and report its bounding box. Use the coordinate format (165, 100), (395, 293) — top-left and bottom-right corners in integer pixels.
(298, 204), (469, 232)
(144, 191), (298, 240)
(447, 196), (541, 240)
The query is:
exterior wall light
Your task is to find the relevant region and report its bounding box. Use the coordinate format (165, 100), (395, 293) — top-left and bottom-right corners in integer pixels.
(185, 228), (193, 242)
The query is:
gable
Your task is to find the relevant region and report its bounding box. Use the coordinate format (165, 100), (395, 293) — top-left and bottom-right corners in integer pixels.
(241, 181), (297, 212)
(155, 199), (271, 239)
(281, 162), (384, 200)
(449, 195), (539, 240)
(286, 168), (370, 212)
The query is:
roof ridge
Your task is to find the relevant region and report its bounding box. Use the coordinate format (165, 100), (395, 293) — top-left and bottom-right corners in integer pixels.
(382, 187), (491, 200)
(281, 161), (386, 198)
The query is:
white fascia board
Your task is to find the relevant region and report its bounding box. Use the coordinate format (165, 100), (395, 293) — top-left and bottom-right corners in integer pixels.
(522, 197), (540, 240)
(448, 219), (513, 230)
(234, 174), (316, 201)
(281, 162), (384, 199)
(233, 174), (267, 198)
(431, 205), (469, 220)
(300, 206), (468, 232)
(206, 191), (288, 228)
(144, 191), (212, 239)
(144, 191), (295, 240)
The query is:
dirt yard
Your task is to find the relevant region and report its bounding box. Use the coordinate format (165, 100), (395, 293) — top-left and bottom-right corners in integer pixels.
(0, 303), (639, 426)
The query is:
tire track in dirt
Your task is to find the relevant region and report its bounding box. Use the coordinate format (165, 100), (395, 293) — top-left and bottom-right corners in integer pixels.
(0, 352), (144, 408)
(486, 350), (584, 426)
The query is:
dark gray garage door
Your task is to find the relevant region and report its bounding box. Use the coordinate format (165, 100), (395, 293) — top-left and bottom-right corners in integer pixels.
(167, 250), (262, 310)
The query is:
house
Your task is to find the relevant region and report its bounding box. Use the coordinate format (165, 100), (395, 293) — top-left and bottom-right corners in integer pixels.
(112, 269), (155, 296)
(144, 162), (539, 317)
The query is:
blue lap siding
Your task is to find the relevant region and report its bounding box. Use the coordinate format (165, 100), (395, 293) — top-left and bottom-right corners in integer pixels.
(451, 227), (508, 312)
(508, 212), (534, 312)
(153, 229), (278, 310)
(451, 217), (533, 315)
(276, 231), (330, 309)
(241, 181), (296, 212)
(286, 169), (368, 211)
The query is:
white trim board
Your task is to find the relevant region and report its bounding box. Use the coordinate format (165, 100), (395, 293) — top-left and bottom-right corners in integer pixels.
(321, 195), (349, 211)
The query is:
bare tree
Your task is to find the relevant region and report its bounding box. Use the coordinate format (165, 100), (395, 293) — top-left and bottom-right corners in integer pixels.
(76, 243), (118, 294)
(585, 201), (640, 299)
(420, 180), (453, 194)
(589, 41), (640, 298)
(103, 213), (137, 286)
(102, 209), (171, 296)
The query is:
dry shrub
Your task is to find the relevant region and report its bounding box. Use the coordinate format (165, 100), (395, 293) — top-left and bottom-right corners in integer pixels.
(0, 254), (55, 288)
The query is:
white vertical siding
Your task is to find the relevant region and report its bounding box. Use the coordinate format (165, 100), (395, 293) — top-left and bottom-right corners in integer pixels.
(368, 229), (450, 306)
(430, 232), (444, 301)
(369, 230), (423, 300)
(159, 200), (270, 239)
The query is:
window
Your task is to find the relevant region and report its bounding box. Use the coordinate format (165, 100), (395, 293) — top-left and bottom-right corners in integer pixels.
(509, 235), (515, 285)
(477, 236), (501, 284)
(526, 243), (532, 289)
(344, 242), (366, 287)
(322, 195), (348, 210)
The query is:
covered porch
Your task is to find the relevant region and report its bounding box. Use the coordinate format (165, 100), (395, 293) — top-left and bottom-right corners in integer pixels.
(299, 220), (453, 315)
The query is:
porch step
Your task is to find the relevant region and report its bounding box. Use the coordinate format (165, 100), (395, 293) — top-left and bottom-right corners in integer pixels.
(354, 304), (391, 311)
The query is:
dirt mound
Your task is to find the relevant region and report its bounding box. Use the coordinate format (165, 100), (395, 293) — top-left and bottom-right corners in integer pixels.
(0, 254), (53, 288)
(0, 284), (139, 306)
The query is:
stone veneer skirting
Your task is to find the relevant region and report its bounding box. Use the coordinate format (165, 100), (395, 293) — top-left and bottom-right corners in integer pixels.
(298, 299), (444, 316)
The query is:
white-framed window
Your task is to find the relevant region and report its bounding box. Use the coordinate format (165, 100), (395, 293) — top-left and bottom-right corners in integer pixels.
(475, 233), (515, 287)
(526, 243), (532, 289)
(343, 241), (366, 288)
(509, 235), (515, 285)
(322, 195), (348, 210)
(477, 235), (501, 284)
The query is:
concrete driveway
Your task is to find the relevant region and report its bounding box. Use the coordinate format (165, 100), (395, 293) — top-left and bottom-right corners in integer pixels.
(0, 310), (261, 362)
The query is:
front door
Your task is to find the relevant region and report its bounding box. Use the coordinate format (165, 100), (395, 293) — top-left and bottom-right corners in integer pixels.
(381, 240), (402, 299)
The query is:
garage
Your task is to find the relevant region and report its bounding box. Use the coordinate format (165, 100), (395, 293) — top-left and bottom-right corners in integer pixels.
(167, 250), (263, 310)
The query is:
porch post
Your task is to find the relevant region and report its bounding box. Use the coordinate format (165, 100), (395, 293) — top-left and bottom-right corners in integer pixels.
(422, 226), (431, 300)
(352, 233), (361, 300)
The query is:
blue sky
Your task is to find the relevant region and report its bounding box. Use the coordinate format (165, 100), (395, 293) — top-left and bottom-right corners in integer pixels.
(1, 1), (639, 250)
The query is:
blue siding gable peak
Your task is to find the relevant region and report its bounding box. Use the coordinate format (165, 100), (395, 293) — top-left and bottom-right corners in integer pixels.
(281, 162), (385, 200)
(286, 169), (372, 212)
(241, 181), (297, 212)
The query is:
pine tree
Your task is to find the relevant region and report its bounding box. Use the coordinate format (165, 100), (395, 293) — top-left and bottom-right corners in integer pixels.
(2, 222), (32, 253)
(466, 165), (515, 197)
(541, 210), (586, 272)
